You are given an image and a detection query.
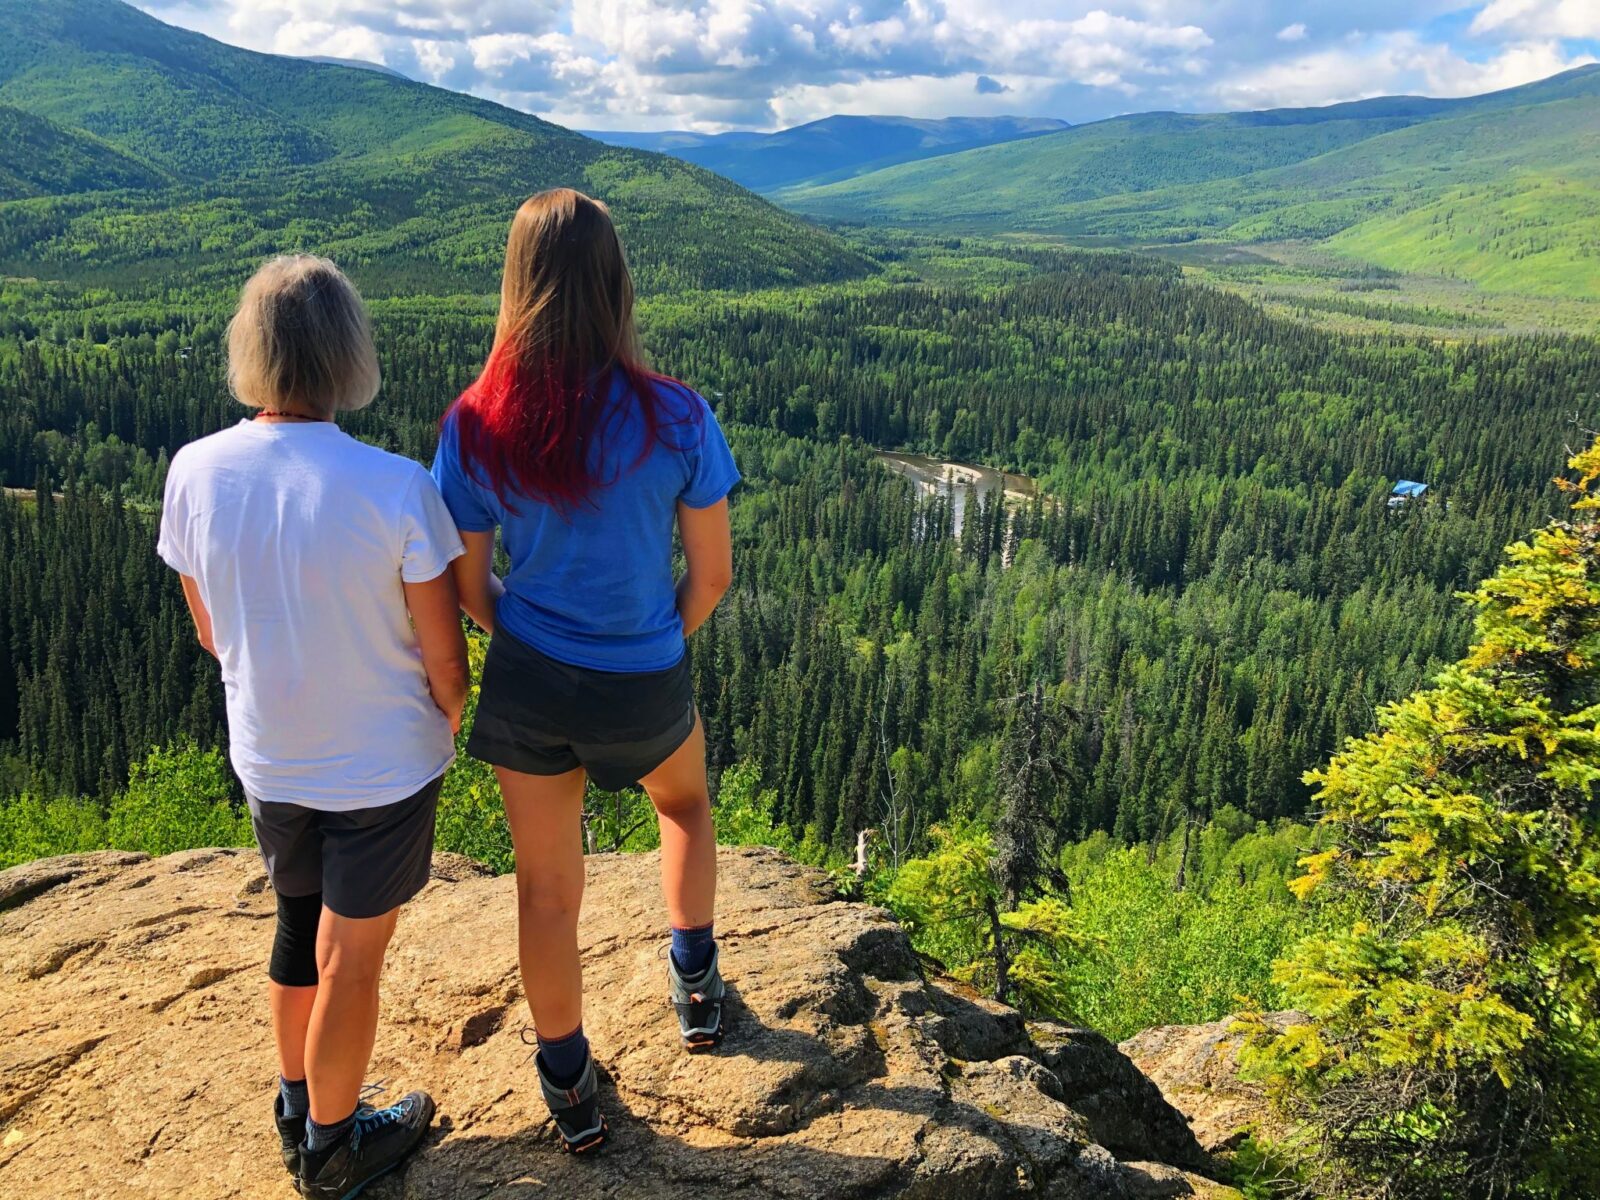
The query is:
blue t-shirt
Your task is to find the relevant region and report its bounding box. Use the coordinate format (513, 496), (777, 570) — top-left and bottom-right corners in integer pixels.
(432, 374), (740, 672)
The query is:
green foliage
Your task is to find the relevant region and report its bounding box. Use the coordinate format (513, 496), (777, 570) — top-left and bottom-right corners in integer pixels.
(886, 823), (1092, 1016)
(1056, 821), (1330, 1040)
(0, 104), (163, 200)
(713, 760), (795, 853)
(1326, 175), (1600, 298)
(887, 823), (997, 968)
(883, 813), (1325, 1038)
(0, 792), (106, 868)
(435, 634), (514, 872)
(1247, 437), (1600, 1198)
(104, 741), (251, 856)
(785, 68), (1600, 298)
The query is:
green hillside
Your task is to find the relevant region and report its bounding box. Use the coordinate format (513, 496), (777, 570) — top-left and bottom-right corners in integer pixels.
(0, 104), (165, 199)
(1322, 177), (1600, 296)
(777, 110), (1427, 223)
(784, 66), (1600, 297)
(0, 0), (870, 294)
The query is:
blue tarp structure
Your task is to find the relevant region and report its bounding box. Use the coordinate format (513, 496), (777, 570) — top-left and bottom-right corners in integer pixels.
(1392, 480), (1428, 499)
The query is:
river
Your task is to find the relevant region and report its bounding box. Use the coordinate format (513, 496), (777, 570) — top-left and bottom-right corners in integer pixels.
(873, 452), (1037, 535)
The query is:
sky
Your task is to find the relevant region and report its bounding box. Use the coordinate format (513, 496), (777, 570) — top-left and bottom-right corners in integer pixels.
(136, 1), (1600, 132)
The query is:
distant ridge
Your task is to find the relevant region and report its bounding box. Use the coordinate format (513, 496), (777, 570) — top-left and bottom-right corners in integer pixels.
(583, 114), (1071, 192)
(302, 55), (408, 79)
(780, 63), (1600, 297)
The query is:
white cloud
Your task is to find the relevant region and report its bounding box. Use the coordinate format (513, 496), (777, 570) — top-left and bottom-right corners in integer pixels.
(1212, 31), (1595, 110)
(133, 1), (1600, 130)
(769, 71), (1061, 126)
(1471, 0), (1600, 39)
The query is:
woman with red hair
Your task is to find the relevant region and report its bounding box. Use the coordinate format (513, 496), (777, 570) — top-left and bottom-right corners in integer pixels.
(432, 189), (738, 1153)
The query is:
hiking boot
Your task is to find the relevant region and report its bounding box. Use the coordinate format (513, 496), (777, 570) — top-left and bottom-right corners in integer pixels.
(535, 1050), (608, 1153)
(669, 942), (725, 1052)
(280, 1080), (390, 1178)
(296, 1090), (435, 1199)
(274, 1091), (305, 1176)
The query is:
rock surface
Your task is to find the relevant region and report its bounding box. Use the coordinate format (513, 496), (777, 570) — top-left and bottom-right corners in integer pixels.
(0, 845), (1233, 1198)
(1120, 1013), (1303, 1154)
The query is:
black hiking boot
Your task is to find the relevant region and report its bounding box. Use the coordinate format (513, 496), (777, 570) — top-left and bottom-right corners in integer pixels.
(275, 1091), (305, 1176)
(296, 1090), (435, 1199)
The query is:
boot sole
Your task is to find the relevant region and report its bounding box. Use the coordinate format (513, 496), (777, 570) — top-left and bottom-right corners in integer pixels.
(683, 1029), (723, 1053)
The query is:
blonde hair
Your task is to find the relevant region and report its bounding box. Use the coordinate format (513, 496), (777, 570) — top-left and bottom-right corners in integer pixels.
(226, 255), (380, 416)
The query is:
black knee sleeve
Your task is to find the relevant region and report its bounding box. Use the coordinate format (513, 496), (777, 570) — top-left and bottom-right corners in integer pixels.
(270, 891), (323, 987)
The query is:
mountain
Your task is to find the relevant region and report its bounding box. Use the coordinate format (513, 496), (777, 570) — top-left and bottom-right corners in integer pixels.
(583, 115), (1070, 192)
(0, 0), (870, 295)
(782, 66), (1600, 296)
(0, 104), (165, 199)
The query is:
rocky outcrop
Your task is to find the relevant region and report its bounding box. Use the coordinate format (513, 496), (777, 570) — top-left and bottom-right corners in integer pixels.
(1120, 1013), (1303, 1154)
(0, 845), (1237, 1198)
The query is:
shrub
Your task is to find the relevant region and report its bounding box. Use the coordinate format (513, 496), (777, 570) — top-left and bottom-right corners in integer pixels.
(1057, 823), (1325, 1041)
(0, 793), (107, 868)
(106, 741), (252, 856)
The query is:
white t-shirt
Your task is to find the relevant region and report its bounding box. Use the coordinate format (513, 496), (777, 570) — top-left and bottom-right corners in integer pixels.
(158, 419), (466, 811)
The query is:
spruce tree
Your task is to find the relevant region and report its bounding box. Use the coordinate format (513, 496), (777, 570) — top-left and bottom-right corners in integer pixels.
(1249, 436), (1600, 1199)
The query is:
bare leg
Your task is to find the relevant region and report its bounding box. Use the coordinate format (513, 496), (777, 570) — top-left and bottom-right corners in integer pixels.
(270, 982), (317, 1080)
(304, 907), (399, 1125)
(498, 765), (588, 1038)
(639, 714), (716, 931)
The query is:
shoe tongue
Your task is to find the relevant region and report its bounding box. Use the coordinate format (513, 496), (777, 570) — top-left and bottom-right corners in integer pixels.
(677, 961), (714, 987)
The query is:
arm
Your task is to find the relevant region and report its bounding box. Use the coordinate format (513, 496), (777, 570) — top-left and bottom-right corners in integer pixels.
(676, 498), (733, 638)
(178, 574), (217, 659)
(451, 529), (504, 634)
(404, 570), (471, 733)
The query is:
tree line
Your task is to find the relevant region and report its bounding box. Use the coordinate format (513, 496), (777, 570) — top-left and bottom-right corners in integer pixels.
(1, 244), (1595, 849)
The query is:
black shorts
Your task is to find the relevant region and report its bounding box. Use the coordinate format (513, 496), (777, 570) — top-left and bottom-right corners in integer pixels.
(247, 775), (442, 919)
(466, 629), (696, 791)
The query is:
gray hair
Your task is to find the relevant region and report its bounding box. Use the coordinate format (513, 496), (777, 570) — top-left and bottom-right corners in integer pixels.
(226, 255), (380, 416)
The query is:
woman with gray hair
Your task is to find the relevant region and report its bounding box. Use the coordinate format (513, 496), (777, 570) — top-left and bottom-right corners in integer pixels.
(157, 255), (468, 1198)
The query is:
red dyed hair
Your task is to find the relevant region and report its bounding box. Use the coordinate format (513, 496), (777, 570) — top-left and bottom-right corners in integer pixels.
(448, 188), (683, 511)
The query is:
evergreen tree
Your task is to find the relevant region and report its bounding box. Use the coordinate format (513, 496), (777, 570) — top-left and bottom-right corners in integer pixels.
(1248, 437), (1600, 1199)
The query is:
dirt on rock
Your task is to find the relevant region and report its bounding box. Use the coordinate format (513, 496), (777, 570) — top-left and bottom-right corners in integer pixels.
(0, 845), (1237, 1198)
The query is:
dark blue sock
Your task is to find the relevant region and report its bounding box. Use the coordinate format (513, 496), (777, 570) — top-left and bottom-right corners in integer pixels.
(279, 1076), (309, 1119)
(671, 923), (715, 978)
(305, 1108), (356, 1153)
(537, 1023), (590, 1087)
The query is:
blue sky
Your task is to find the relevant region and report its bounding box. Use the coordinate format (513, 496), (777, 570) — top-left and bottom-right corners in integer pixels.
(138, 1), (1600, 131)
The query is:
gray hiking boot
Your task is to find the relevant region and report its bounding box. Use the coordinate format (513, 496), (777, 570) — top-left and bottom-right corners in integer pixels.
(668, 942), (726, 1052)
(535, 1050), (608, 1153)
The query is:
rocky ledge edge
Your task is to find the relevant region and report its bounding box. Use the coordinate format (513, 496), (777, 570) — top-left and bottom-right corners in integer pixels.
(0, 845), (1244, 1199)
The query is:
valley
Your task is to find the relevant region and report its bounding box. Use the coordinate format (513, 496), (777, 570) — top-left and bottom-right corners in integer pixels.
(779, 66), (1600, 310)
(0, 2), (1598, 1192)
